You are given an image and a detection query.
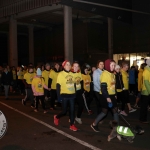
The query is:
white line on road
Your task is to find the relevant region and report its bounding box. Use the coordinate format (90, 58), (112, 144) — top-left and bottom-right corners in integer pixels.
(0, 102), (102, 150)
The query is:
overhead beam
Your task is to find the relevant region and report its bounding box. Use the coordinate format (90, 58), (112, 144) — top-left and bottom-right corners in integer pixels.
(14, 5), (63, 20)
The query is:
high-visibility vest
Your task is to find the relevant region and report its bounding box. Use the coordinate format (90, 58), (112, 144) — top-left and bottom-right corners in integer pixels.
(117, 126), (134, 137)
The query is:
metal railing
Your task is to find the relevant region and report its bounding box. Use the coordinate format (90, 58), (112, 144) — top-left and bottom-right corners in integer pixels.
(0, 0), (61, 18)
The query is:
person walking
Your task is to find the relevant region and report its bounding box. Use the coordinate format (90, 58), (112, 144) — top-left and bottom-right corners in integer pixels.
(54, 60), (78, 131)
(32, 68), (49, 113)
(93, 60), (104, 115)
(48, 63), (60, 110)
(139, 59), (150, 124)
(1, 67), (12, 99)
(91, 59), (119, 139)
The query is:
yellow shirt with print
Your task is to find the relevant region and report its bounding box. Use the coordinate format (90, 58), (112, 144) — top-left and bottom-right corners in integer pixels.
(24, 72), (36, 84)
(57, 71), (75, 94)
(12, 70), (17, 80)
(49, 70), (59, 90)
(100, 70), (116, 95)
(32, 77), (45, 93)
(82, 74), (91, 92)
(121, 69), (129, 90)
(73, 72), (82, 91)
(42, 70), (51, 86)
(17, 71), (24, 79)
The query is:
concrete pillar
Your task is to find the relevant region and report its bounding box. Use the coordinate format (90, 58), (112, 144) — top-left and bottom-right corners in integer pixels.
(9, 16), (18, 66)
(28, 25), (34, 64)
(64, 6), (73, 62)
(108, 18), (113, 59)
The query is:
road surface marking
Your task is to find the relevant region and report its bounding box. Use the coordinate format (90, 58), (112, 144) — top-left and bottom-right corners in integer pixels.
(0, 102), (102, 150)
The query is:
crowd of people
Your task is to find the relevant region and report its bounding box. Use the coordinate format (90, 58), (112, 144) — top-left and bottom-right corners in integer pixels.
(0, 58), (150, 141)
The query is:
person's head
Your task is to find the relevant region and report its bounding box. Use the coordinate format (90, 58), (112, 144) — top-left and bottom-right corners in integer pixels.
(54, 63), (60, 71)
(104, 59), (116, 72)
(130, 66), (135, 70)
(115, 65), (121, 73)
(92, 66), (96, 72)
(45, 63), (50, 71)
(140, 63), (146, 69)
(19, 67), (23, 71)
(72, 62), (80, 73)
(4, 67), (8, 73)
(62, 60), (71, 71)
(97, 60), (104, 70)
(81, 65), (88, 75)
(28, 67), (34, 73)
(122, 63), (129, 71)
(36, 68), (42, 77)
(146, 59), (150, 67)
(24, 66), (27, 70)
(41, 65), (44, 71)
(85, 64), (91, 71)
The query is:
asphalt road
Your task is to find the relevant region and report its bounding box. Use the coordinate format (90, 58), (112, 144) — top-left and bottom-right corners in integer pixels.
(0, 92), (150, 150)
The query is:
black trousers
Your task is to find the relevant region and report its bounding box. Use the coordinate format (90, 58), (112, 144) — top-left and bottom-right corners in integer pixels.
(50, 89), (57, 108)
(122, 90), (130, 103)
(117, 91), (126, 111)
(94, 91), (102, 115)
(76, 90), (84, 118)
(139, 95), (150, 122)
(35, 95), (46, 110)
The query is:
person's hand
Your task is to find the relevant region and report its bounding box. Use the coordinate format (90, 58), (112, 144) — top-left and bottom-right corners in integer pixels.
(48, 88), (51, 91)
(115, 96), (117, 99)
(107, 98), (111, 103)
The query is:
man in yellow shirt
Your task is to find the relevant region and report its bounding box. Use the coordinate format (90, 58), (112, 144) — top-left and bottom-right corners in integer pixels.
(121, 63), (136, 113)
(48, 63), (60, 110)
(42, 63), (51, 101)
(22, 66), (36, 108)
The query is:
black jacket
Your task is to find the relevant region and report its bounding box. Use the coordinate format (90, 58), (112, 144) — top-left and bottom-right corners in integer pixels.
(1, 71), (13, 85)
(115, 72), (124, 90)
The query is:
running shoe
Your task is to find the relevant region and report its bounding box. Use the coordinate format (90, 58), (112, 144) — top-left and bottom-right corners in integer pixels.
(129, 108), (136, 113)
(91, 124), (100, 132)
(22, 99), (26, 105)
(54, 115), (59, 126)
(120, 111), (128, 116)
(134, 104), (140, 109)
(70, 125), (78, 131)
(75, 117), (82, 124)
(34, 109), (38, 112)
(44, 110), (48, 114)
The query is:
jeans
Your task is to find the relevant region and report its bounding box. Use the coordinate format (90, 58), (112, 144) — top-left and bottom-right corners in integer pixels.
(4, 85), (9, 98)
(57, 96), (75, 125)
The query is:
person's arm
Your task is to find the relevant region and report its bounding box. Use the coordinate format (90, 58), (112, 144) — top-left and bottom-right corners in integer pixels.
(93, 71), (100, 91)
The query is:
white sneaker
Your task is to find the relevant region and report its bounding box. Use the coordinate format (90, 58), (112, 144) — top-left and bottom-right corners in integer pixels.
(120, 111), (128, 116)
(75, 117), (82, 124)
(129, 108), (136, 113)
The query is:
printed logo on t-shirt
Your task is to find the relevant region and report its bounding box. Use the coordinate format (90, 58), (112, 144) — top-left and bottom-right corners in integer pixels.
(30, 76), (33, 82)
(75, 77), (81, 90)
(85, 79), (90, 89)
(38, 81), (42, 89)
(65, 75), (74, 91)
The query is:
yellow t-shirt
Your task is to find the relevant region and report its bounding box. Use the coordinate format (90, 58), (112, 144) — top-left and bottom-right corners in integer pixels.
(24, 72), (36, 84)
(17, 71), (24, 80)
(32, 77), (45, 93)
(121, 69), (129, 90)
(82, 74), (91, 92)
(73, 72), (82, 91)
(49, 70), (59, 90)
(100, 70), (116, 95)
(42, 70), (51, 86)
(57, 71), (75, 94)
(12, 70), (17, 80)
(23, 69), (28, 75)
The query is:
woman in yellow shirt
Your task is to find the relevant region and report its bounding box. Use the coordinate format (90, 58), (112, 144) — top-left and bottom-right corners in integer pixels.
(91, 59), (119, 141)
(48, 63), (60, 110)
(81, 65), (92, 115)
(54, 60), (78, 131)
(71, 62), (84, 124)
